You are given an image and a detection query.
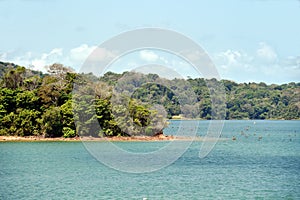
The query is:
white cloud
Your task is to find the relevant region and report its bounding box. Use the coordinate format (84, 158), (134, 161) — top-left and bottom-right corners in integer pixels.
(139, 50), (159, 62)
(183, 50), (207, 63)
(87, 47), (117, 62)
(216, 50), (242, 66)
(284, 56), (300, 69)
(0, 44), (99, 72)
(0, 52), (8, 60)
(213, 44), (300, 83)
(0, 48), (64, 72)
(214, 50), (253, 70)
(1, 43), (299, 84)
(29, 48), (64, 72)
(256, 42), (277, 63)
(49, 48), (63, 56)
(159, 56), (169, 64)
(69, 44), (96, 62)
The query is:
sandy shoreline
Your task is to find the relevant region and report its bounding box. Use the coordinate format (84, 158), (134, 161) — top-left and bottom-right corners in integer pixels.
(0, 135), (228, 142)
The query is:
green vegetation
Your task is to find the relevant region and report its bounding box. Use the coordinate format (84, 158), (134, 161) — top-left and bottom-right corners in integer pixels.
(0, 62), (166, 137)
(0, 61), (299, 138)
(101, 71), (300, 120)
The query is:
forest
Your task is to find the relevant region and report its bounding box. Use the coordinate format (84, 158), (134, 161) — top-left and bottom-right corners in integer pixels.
(0, 61), (299, 138)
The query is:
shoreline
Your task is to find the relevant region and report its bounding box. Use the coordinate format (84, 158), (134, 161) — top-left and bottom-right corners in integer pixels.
(0, 135), (228, 142)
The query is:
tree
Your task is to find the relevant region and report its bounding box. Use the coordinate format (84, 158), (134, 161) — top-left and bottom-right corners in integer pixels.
(61, 100), (77, 138)
(3, 66), (26, 89)
(39, 106), (63, 137)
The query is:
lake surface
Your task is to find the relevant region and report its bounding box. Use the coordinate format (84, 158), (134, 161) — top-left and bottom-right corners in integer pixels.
(0, 120), (299, 199)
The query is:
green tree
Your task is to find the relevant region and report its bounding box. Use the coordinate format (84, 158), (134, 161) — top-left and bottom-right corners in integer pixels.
(3, 66), (26, 89)
(39, 106), (63, 137)
(61, 100), (76, 138)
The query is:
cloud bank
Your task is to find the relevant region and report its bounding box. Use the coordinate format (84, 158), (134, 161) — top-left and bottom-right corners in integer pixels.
(0, 42), (299, 84)
(0, 44), (97, 73)
(213, 42), (300, 84)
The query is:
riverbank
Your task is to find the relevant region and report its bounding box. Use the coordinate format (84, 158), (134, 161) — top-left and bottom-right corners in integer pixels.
(0, 135), (228, 142)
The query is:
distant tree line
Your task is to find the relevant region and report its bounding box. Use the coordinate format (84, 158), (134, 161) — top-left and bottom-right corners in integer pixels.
(100, 71), (300, 120)
(0, 61), (299, 138)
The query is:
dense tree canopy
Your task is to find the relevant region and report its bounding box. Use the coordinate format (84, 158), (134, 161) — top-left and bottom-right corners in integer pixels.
(0, 61), (299, 137)
(102, 71), (300, 120)
(0, 62), (167, 137)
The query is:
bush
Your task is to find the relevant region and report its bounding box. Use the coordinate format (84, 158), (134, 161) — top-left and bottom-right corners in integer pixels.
(62, 127), (76, 138)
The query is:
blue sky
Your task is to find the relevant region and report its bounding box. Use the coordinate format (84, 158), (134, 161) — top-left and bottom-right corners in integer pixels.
(0, 0), (299, 84)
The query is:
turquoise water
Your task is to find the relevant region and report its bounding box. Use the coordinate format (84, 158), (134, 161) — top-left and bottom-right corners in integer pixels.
(0, 120), (299, 199)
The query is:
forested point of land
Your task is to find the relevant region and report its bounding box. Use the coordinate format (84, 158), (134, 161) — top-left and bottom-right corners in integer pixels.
(0, 61), (299, 138)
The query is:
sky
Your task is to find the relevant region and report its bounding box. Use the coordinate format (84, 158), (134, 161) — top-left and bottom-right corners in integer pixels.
(0, 0), (300, 84)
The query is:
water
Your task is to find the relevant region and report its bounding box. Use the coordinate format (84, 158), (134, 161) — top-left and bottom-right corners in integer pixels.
(0, 120), (299, 199)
